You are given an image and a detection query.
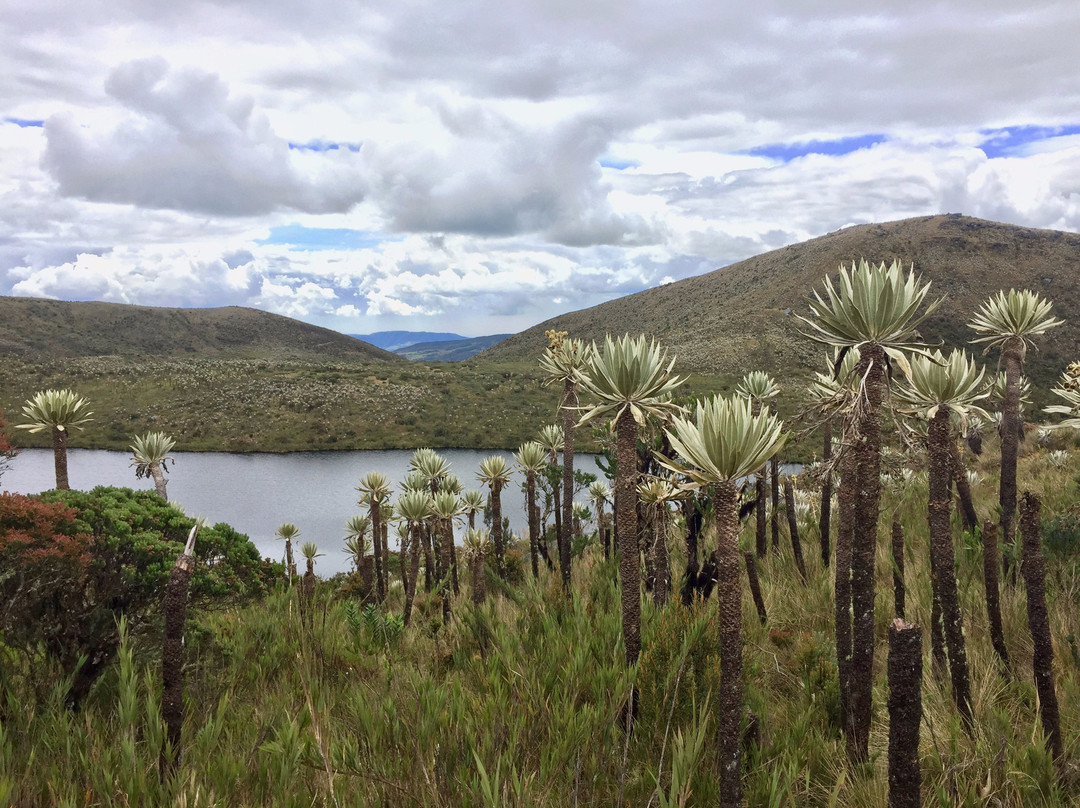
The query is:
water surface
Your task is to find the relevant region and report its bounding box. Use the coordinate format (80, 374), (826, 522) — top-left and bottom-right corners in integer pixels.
(3, 448), (604, 576)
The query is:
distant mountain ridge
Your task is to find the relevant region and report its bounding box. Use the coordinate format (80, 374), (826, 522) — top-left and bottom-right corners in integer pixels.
(478, 214), (1080, 386)
(396, 334), (511, 362)
(0, 298), (402, 362)
(352, 331), (466, 351)
(352, 330), (511, 361)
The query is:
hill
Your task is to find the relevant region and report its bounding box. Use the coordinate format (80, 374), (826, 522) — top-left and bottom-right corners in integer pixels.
(0, 298), (401, 362)
(352, 331), (465, 351)
(477, 214), (1080, 385)
(396, 334), (511, 362)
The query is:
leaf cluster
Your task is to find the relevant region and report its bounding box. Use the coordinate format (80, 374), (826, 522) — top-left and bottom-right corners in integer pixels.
(894, 349), (991, 429)
(660, 395), (787, 486)
(128, 431), (176, 479)
(795, 259), (941, 377)
(577, 334), (686, 427)
(969, 288), (1064, 350)
(16, 389), (94, 434)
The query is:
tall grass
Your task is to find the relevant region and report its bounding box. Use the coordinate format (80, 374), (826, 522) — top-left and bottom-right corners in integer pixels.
(1, 441), (1079, 805)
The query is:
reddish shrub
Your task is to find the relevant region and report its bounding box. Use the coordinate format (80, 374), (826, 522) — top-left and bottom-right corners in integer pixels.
(0, 410), (18, 484)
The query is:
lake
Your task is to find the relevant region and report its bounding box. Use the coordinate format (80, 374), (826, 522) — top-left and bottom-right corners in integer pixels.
(2, 448), (606, 576)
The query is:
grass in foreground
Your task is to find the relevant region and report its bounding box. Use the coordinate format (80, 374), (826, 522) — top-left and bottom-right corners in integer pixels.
(1, 444), (1079, 806)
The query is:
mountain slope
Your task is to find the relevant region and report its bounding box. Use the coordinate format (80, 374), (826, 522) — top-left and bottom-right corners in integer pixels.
(477, 214), (1080, 384)
(0, 298), (402, 362)
(396, 334), (511, 361)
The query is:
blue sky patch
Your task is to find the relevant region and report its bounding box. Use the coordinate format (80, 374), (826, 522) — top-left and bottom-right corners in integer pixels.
(288, 139), (362, 152)
(3, 117), (44, 128)
(744, 133), (887, 162)
(978, 124), (1080, 158)
(599, 156), (640, 170)
(258, 224), (388, 251)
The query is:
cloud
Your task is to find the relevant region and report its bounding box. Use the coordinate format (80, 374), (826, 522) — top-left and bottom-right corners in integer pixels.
(41, 58), (367, 216)
(4, 0), (1080, 338)
(9, 246), (260, 307)
(364, 102), (645, 246)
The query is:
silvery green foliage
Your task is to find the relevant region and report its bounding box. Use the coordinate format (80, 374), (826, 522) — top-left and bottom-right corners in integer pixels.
(539, 334), (593, 384)
(357, 470), (393, 503)
(1044, 362), (1080, 430)
(894, 349), (991, 432)
(395, 490), (433, 525)
(16, 388), (93, 433)
(275, 522), (300, 541)
(588, 480), (611, 506)
(410, 448), (451, 487)
(536, 423), (563, 454)
(477, 454), (512, 486)
(795, 258), (940, 378)
(736, 370), (779, 403)
(462, 527), (491, 560)
(969, 288), (1063, 351)
(514, 441), (548, 474)
(577, 333), (686, 427)
(129, 431), (176, 478)
(660, 394), (787, 487)
(460, 489), (486, 517)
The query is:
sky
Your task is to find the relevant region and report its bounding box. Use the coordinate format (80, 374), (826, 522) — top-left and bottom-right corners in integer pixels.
(3, 2), (1080, 337)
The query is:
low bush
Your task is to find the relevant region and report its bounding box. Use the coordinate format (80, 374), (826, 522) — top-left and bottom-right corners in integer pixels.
(0, 486), (266, 707)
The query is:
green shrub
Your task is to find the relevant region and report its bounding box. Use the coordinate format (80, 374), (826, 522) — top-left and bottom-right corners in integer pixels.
(1042, 509), (1080, 556)
(1, 486), (265, 707)
(636, 599), (720, 739)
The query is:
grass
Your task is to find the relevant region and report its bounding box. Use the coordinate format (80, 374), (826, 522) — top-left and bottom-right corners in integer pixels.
(0, 356), (783, 457)
(2, 436), (1079, 806)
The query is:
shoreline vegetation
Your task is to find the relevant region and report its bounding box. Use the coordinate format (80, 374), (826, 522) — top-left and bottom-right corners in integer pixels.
(1, 354), (789, 457)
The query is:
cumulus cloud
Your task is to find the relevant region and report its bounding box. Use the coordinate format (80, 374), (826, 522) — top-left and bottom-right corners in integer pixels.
(41, 58), (367, 216)
(363, 102), (648, 246)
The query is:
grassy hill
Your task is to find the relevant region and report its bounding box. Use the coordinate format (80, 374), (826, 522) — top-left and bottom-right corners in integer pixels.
(0, 298), (401, 362)
(0, 298), (731, 454)
(4, 214), (1078, 455)
(478, 214), (1080, 386)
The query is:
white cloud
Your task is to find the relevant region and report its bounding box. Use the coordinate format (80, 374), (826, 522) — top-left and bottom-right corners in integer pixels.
(41, 58), (367, 216)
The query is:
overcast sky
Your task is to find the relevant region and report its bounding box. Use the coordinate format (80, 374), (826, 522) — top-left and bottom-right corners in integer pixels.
(3, 1), (1079, 337)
